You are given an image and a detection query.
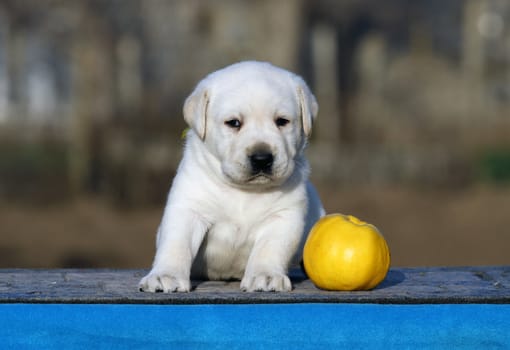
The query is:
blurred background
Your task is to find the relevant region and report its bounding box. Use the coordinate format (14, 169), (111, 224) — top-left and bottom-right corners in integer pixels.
(0, 0), (509, 269)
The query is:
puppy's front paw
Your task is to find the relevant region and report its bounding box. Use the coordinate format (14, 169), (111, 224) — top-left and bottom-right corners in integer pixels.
(138, 272), (190, 293)
(240, 272), (292, 292)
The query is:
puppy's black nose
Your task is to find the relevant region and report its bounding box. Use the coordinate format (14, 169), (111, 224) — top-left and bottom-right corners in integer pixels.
(249, 152), (274, 173)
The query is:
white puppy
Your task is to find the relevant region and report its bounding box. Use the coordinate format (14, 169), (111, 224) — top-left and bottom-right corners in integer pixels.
(139, 61), (324, 292)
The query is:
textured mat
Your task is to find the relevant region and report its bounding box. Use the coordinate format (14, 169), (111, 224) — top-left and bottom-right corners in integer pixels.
(1, 303), (509, 349)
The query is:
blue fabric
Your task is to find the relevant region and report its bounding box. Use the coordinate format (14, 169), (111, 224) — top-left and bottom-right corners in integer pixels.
(0, 303), (509, 349)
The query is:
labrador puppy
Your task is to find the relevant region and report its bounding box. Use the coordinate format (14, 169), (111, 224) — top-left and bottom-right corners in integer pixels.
(139, 61), (324, 292)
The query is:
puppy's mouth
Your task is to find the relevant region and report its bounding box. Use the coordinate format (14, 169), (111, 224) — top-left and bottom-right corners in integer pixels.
(247, 151), (277, 183)
(247, 172), (273, 183)
(221, 151), (292, 189)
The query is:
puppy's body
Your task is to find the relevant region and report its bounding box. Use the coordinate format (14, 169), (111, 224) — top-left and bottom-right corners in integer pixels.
(139, 62), (324, 292)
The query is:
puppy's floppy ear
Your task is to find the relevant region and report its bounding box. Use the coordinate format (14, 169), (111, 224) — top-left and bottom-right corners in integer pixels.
(296, 79), (318, 138)
(183, 86), (209, 140)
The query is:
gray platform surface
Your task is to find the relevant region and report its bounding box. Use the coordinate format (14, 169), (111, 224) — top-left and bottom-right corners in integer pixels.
(0, 266), (509, 304)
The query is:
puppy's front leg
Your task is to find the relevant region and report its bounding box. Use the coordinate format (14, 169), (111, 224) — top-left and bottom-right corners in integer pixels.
(240, 211), (304, 292)
(139, 209), (208, 293)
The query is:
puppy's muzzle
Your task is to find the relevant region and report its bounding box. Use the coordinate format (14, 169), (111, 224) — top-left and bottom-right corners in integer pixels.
(249, 151), (274, 174)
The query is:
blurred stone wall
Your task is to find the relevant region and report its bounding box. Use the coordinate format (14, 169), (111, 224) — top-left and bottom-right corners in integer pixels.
(0, 0), (509, 205)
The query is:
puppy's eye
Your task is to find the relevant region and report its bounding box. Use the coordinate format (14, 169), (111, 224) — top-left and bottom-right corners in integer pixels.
(275, 117), (290, 128)
(225, 118), (242, 129)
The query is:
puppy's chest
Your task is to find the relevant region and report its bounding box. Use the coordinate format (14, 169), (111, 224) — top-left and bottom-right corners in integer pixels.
(199, 218), (258, 279)
(205, 196), (276, 245)
(207, 221), (252, 249)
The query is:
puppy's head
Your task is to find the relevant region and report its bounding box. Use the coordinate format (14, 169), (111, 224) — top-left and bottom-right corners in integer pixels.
(183, 61), (318, 190)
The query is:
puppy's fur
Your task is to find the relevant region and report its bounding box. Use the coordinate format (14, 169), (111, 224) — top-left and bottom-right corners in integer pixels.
(139, 61), (324, 292)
